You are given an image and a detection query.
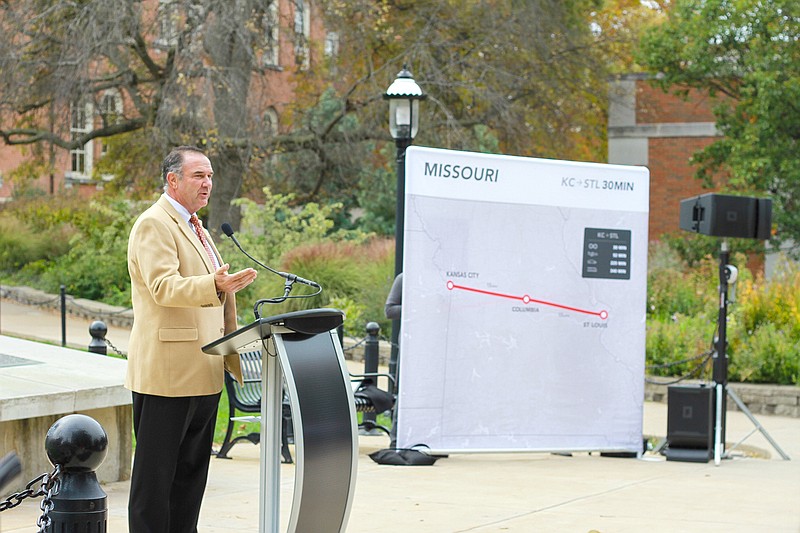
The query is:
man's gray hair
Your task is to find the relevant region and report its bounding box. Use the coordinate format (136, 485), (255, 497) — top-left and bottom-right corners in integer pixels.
(161, 145), (206, 186)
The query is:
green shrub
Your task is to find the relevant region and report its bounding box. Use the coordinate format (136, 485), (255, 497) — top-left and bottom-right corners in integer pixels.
(220, 188), (375, 324)
(40, 199), (137, 306)
(246, 238), (394, 338)
(41, 235), (132, 306)
(7, 193), (105, 231)
(729, 323), (800, 384)
(229, 188), (369, 267)
(735, 262), (800, 337)
(0, 193), (138, 286)
(646, 241), (717, 319)
(645, 243), (800, 385)
(724, 259), (800, 385)
(1, 196), (140, 306)
(328, 296), (366, 338)
(0, 214), (73, 272)
(646, 313), (716, 378)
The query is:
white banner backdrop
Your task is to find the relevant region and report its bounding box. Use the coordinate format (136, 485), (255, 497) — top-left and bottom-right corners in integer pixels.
(396, 146), (650, 454)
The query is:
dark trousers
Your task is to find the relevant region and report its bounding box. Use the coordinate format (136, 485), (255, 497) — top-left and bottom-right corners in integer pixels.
(129, 391), (221, 533)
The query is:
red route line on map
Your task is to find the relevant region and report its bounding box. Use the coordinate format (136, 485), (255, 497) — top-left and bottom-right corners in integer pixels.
(446, 281), (608, 320)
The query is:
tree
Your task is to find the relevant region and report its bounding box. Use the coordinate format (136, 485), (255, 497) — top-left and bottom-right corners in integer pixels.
(0, 0), (299, 234)
(1, 0), (640, 236)
(636, 0), (800, 249)
(589, 0), (670, 74)
(272, 0), (634, 225)
(316, 0), (612, 161)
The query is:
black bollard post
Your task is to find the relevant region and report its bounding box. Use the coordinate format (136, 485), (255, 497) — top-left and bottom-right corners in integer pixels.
(60, 285), (66, 347)
(362, 322), (381, 430)
(44, 414), (108, 533)
(88, 321), (107, 355)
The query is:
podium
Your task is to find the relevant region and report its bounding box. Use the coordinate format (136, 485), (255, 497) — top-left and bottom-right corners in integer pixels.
(203, 308), (357, 533)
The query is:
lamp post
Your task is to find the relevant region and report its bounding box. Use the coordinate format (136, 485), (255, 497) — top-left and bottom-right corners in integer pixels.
(384, 65), (425, 387)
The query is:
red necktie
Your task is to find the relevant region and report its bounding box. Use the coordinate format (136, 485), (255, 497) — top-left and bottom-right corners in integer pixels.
(189, 214), (217, 267)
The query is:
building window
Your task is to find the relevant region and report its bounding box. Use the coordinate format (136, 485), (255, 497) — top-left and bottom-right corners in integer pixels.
(99, 89), (123, 156)
(155, 0), (179, 48)
(324, 31), (339, 58)
(263, 107), (279, 137)
(293, 0), (310, 69)
(262, 2), (280, 68)
(69, 100), (93, 178)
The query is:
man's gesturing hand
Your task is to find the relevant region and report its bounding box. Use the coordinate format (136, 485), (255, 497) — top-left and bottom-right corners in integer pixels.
(214, 264), (258, 294)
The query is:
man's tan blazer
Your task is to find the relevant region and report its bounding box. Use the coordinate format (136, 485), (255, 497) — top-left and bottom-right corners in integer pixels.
(126, 195), (243, 396)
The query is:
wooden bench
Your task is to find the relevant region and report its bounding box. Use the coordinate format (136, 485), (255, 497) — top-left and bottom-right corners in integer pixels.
(216, 350), (395, 462)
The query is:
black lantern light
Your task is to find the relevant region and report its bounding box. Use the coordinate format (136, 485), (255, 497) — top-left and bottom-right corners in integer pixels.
(383, 65), (425, 404)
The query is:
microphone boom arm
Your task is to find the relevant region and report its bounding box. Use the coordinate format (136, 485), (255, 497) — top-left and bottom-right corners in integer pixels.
(221, 223), (322, 319)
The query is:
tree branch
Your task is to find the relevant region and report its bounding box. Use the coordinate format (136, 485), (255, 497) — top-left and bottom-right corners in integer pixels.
(1, 118), (147, 148)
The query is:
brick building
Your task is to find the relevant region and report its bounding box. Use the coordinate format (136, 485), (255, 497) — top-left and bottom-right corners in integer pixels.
(0, 0), (327, 202)
(608, 73), (723, 241)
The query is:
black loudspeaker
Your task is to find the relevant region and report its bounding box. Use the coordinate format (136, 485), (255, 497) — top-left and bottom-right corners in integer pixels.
(679, 193), (772, 240)
(665, 384), (715, 463)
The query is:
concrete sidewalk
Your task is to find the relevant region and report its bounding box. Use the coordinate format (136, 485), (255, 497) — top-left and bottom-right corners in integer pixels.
(0, 297), (132, 354)
(1, 296), (799, 532)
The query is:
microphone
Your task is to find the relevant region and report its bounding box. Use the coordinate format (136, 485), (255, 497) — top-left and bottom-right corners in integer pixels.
(220, 223), (321, 289)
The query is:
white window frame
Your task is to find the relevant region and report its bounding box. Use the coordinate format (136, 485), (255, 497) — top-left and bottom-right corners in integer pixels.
(155, 0), (179, 49)
(262, 2), (280, 68)
(263, 107), (279, 137)
(293, 0), (310, 70)
(67, 99), (94, 180)
(99, 89), (123, 157)
(324, 31), (339, 58)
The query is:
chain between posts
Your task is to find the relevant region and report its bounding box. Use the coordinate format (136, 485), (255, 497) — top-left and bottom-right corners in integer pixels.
(105, 337), (127, 358)
(0, 464), (62, 532)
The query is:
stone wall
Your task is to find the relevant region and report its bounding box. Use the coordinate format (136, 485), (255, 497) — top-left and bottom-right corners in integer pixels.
(645, 381), (800, 418)
(0, 406), (132, 488)
(1, 285), (134, 328)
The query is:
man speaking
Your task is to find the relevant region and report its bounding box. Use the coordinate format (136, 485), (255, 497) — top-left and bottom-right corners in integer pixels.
(126, 145), (257, 532)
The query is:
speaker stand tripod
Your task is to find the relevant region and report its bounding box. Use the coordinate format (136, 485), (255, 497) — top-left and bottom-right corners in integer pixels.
(713, 240), (790, 464)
